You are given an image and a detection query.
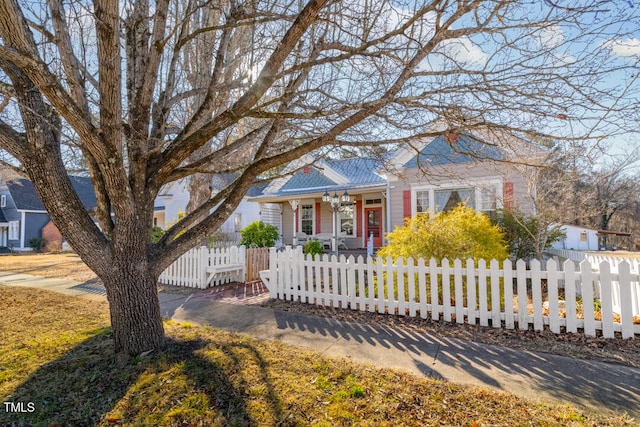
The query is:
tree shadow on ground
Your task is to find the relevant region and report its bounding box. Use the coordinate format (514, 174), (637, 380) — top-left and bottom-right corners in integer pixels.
(272, 307), (640, 420)
(1, 328), (286, 426)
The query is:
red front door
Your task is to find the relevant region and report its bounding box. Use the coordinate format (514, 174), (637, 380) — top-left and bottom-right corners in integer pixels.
(365, 207), (383, 248)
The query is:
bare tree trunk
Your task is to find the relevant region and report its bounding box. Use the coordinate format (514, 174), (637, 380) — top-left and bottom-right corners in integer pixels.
(103, 256), (165, 355)
(185, 172), (213, 215)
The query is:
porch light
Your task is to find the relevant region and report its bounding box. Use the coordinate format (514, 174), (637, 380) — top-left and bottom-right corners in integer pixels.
(322, 189), (351, 254)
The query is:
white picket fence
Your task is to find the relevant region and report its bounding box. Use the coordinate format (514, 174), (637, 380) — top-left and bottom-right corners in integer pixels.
(545, 249), (640, 317)
(546, 248), (640, 270)
(545, 248), (587, 263)
(159, 245), (246, 288)
(261, 247), (640, 339)
(585, 253), (640, 271)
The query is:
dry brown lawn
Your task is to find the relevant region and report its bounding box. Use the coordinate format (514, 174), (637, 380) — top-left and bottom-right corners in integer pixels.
(1, 286), (635, 426)
(0, 252), (96, 282)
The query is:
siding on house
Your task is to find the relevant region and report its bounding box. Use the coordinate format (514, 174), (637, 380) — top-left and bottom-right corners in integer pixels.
(24, 212), (50, 246)
(552, 225), (599, 251)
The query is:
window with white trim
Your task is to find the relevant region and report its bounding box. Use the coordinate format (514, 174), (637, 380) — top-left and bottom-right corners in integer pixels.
(300, 204), (314, 235)
(339, 204), (355, 236)
(478, 185), (499, 218)
(0, 195), (5, 207)
(434, 187), (475, 213)
(413, 181), (502, 218)
(415, 190), (429, 214)
(234, 213), (242, 232)
(8, 221), (19, 240)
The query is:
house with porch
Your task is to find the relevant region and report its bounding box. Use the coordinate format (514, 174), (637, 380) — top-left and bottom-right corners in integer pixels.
(250, 131), (542, 250)
(252, 155), (389, 250)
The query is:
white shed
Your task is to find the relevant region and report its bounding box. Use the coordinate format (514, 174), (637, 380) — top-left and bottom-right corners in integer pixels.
(551, 225), (599, 251)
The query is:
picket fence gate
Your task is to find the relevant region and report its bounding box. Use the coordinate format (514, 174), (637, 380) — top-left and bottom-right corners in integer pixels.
(245, 247), (270, 282)
(159, 245), (246, 288)
(261, 247), (640, 339)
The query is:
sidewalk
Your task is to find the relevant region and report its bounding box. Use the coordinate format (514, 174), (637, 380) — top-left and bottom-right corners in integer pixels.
(2, 272), (639, 420)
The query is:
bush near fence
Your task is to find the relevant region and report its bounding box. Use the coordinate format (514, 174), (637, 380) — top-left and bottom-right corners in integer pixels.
(262, 247), (640, 339)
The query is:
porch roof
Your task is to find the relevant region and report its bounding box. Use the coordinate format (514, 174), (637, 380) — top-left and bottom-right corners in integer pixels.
(252, 157), (386, 202)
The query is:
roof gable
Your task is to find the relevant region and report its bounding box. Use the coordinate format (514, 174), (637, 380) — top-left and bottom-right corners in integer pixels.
(69, 176), (97, 210)
(246, 181), (268, 197)
(403, 134), (504, 169)
(280, 167), (337, 191)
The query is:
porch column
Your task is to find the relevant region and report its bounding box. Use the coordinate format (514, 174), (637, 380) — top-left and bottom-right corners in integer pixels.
(289, 199), (300, 245)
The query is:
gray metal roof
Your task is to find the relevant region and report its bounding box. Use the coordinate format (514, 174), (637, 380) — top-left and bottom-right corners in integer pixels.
(280, 167), (337, 191)
(265, 157), (386, 198)
(211, 173), (267, 197)
(403, 134), (504, 168)
(328, 158), (386, 185)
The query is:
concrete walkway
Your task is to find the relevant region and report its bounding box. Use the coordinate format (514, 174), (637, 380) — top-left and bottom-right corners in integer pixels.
(2, 272), (639, 421)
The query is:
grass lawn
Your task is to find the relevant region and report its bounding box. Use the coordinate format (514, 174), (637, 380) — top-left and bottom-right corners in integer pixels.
(0, 287), (635, 426)
(0, 252), (96, 282)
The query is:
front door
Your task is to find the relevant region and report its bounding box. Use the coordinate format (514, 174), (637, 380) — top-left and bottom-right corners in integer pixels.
(365, 208), (383, 248)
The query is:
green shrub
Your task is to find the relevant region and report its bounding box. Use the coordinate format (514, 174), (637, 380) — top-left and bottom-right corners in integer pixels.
(151, 226), (165, 243)
(303, 240), (324, 257)
(28, 237), (45, 252)
(378, 204), (509, 263)
(493, 209), (565, 260)
(240, 221), (279, 248)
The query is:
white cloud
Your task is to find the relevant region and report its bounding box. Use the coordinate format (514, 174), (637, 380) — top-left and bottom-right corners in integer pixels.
(428, 37), (487, 70)
(537, 25), (564, 49)
(440, 37), (487, 65)
(606, 38), (640, 57)
(415, 37), (487, 72)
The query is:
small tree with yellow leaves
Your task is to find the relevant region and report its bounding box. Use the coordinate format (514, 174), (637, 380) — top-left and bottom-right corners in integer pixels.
(378, 205), (509, 263)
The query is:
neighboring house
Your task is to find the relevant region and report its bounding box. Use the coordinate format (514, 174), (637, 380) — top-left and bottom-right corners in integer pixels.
(551, 225), (599, 251)
(0, 173), (265, 251)
(154, 174), (265, 241)
(0, 176), (96, 250)
(250, 131), (543, 249)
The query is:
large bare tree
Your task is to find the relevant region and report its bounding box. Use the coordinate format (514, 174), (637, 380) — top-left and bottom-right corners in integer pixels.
(0, 0), (637, 355)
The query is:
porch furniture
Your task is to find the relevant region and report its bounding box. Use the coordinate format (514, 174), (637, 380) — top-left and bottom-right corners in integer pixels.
(295, 232), (310, 244)
(312, 233), (347, 250)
